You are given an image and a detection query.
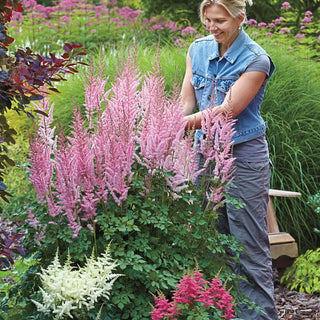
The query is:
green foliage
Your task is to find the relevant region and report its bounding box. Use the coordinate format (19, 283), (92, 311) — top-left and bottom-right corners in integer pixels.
(96, 166), (243, 319)
(139, 0), (201, 26)
(308, 192), (320, 215)
(246, 0), (282, 22)
(0, 256), (37, 320)
(280, 248), (320, 294)
(308, 191), (320, 233)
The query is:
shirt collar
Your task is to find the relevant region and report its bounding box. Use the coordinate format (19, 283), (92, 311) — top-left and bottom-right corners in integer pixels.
(208, 29), (246, 64)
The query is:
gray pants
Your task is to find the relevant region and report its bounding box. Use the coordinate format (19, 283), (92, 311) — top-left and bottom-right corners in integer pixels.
(196, 155), (278, 320)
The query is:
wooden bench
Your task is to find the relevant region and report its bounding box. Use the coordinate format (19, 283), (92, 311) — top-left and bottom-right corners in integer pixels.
(267, 189), (301, 268)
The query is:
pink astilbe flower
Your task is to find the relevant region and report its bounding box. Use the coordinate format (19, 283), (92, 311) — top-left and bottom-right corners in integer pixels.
(164, 131), (198, 193)
(84, 66), (109, 129)
(94, 60), (140, 204)
(137, 68), (196, 193)
(53, 126), (82, 237)
(198, 108), (236, 206)
(26, 204), (47, 246)
(137, 69), (171, 169)
(138, 70), (181, 168)
(28, 98), (56, 203)
(67, 106), (97, 221)
(26, 205), (41, 228)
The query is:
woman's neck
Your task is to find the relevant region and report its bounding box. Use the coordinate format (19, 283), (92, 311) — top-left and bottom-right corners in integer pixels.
(219, 28), (241, 57)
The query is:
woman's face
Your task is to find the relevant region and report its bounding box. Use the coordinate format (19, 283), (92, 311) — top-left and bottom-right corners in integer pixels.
(204, 4), (244, 49)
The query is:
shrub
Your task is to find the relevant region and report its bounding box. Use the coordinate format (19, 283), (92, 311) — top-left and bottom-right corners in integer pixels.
(281, 248), (320, 294)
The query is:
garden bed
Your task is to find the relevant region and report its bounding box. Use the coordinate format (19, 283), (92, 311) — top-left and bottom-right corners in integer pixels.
(2, 215), (320, 319)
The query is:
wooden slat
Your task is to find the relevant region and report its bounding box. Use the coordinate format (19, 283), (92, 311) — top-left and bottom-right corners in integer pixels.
(268, 232), (296, 245)
(269, 189), (301, 198)
(267, 197), (279, 233)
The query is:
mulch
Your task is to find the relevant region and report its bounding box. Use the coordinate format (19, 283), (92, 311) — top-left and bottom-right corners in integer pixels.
(1, 215), (320, 318)
(273, 269), (320, 320)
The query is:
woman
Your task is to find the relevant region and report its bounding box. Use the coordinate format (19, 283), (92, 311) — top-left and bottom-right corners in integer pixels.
(181, 0), (278, 319)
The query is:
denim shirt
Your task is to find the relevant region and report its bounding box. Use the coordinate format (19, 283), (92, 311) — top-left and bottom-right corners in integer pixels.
(189, 29), (275, 145)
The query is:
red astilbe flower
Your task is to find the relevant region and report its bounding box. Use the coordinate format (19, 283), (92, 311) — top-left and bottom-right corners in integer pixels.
(150, 293), (178, 320)
(151, 270), (235, 320)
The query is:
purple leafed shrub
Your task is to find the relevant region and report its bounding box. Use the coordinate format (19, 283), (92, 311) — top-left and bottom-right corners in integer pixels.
(0, 229), (25, 268)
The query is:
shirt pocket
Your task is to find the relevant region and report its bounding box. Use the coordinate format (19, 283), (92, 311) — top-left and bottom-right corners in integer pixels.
(216, 79), (236, 103)
(191, 74), (214, 109)
(191, 74), (206, 105)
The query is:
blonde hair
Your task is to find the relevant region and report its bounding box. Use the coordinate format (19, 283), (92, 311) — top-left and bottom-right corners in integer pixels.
(200, 0), (253, 24)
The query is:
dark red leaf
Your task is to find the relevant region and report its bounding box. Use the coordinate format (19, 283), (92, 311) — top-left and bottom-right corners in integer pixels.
(48, 87), (60, 93)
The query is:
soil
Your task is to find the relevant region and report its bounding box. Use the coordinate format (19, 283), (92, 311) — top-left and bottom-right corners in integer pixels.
(1, 215), (320, 319)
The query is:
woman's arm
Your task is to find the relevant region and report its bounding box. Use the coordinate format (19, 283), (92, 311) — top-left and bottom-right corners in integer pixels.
(184, 71), (267, 130)
(180, 54), (197, 116)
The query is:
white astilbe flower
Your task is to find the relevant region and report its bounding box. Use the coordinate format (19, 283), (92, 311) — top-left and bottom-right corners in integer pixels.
(32, 246), (120, 319)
